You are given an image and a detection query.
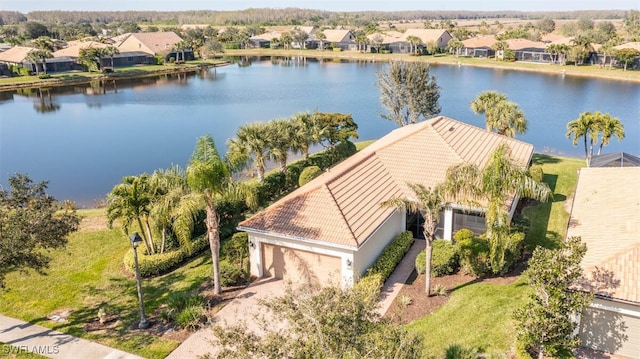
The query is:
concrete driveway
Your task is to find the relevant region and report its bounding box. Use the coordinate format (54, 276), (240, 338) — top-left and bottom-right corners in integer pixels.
(166, 277), (286, 359)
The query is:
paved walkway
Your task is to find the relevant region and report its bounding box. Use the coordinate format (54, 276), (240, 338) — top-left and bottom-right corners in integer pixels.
(166, 239), (424, 359)
(0, 315), (142, 359)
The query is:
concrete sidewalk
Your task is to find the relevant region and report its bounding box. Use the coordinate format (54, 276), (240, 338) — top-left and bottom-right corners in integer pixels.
(0, 314), (142, 359)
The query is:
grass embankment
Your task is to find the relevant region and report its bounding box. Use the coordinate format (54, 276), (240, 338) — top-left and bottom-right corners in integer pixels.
(0, 209), (212, 358)
(0, 60), (226, 91)
(224, 48), (640, 83)
(406, 154), (584, 357)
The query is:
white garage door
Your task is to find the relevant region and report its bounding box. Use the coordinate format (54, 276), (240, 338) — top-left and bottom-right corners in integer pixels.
(580, 306), (640, 358)
(262, 243), (341, 287)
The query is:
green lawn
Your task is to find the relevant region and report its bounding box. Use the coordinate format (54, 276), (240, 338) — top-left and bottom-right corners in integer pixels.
(0, 209), (213, 359)
(406, 154), (583, 357)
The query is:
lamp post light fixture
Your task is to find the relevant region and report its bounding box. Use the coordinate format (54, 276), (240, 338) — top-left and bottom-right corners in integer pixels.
(129, 232), (149, 329)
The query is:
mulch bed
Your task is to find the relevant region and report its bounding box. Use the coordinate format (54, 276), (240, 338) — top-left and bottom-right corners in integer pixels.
(384, 265), (524, 324)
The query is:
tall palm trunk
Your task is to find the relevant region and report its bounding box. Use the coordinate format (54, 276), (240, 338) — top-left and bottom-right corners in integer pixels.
(136, 217), (153, 254)
(206, 201), (222, 294)
(424, 239), (433, 296)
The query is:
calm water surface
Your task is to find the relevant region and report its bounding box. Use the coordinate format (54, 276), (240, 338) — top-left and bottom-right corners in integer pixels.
(1, 57), (638, 207)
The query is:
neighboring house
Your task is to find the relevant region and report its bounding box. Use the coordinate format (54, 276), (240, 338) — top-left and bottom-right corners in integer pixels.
(0, 45), (75, 73)
(249, 30), (284, 48)
(98, 51), (154, 68)
(366, 31), (403, 53)
(390, 29), (453, 54)
(117, 32), (193, 61)
(461, 36), (497, 57)
(239, 116), (534, 287)
(568, 167), (640, 358)
(589, 152), (640, 167)
(613, 42), (640, 70)
(322, 29), (356, 51)
(504, 38), (549, 62)
(52, 41), (109, 58)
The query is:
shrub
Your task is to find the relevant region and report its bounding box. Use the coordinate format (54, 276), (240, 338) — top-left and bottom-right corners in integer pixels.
(219, 260), (247, 287)
(433, 284), (448, 296)
(457, 234), (490, 277)
(123, 236), (208, 277)
(166, 292), (206, 312)
(489, 231), (525, 275)
(176, 305), (207, 330)
(333, 140), (357, 159)
(528, 164), (544, 183)
(222, 232), (249, 270)
(415, 240), (459, 276)
(453, 228), (475, 242)
(255, 171), (287, 206)
(38, 73), (51, 79)
(298, 166), (322, 186)
(444, 344), (479, 359)
(366, 231), (414, 281)
(217, 198), (248, 240)
(284, 165), (303, 191)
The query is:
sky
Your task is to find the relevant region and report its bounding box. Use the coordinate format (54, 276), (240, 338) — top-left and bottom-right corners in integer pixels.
(1, 0), (638, 13)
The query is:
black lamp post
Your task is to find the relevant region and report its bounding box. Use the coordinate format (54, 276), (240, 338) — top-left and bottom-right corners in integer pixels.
(129, 232), (149, 329)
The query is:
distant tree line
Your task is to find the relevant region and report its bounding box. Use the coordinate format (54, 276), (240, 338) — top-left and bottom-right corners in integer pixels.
(0, 9), (632, 27)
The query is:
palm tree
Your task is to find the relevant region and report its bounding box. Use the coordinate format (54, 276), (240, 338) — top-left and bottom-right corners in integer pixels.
(406, 35), (422, 54)
(381, 183), (442, 296)
(25, 49), (52, 75)
(107, 174), (157, 254)
(566, 112), (599, 165)
(290, 112), (320, 159)
(471, 91), (526, 137)
(470, 91), (507, 116)
(149, 166), (193, 254)
(442, 144), (552, 273)
(447, 39), (464, 57)
(316, 32), (327, 50)
(267, 118), (295, 173)
(186, 135), (256, 294)
(102, 45), (119, 69)
(486, 100), (527, 137)
(227, 122), (270, 182)
(492, 40), (508, 61)
(594, 112), (625, 156)
(280, 32), (292, 50)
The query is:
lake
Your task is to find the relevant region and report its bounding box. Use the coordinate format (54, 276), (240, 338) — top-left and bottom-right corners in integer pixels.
(1, 56), (638, 207)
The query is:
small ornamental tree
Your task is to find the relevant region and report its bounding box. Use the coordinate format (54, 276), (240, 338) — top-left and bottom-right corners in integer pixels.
(211, 276), (423, 358)
(0, 173), (80, 289)
(513, 236), (592, 359)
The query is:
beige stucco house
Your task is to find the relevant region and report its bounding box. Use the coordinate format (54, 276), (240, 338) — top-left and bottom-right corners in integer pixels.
(568, 167), (640, 358)
(239, 116), (534, 287)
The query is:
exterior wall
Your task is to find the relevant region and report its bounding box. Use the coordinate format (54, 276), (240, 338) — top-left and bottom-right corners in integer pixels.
(579, 298), (640, 358)
(118, 37), (155, 55)
(247, 231), (355, 287)
(353, 209), (406, 278)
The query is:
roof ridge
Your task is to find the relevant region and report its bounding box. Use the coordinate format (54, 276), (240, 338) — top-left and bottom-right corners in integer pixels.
(322, 183), (358, 245)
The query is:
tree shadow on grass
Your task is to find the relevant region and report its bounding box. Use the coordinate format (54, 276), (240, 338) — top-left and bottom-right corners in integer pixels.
(532, 153), (561, 165)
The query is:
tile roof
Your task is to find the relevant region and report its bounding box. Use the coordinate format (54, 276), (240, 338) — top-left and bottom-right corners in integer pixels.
(322, 29), (353, 43)
(614, 42), (640, 51)
(0, 46), (35, 63)
(462, 36), (497, 48)
(400, 29), (450, 43)
(505, 38), (546, 51)
(568, 167), (640, 304)
(121, 32), (183, 54)
(52, 41), (110, 58)
(367, 31), (404, 44)
(240, 116), (534, 248)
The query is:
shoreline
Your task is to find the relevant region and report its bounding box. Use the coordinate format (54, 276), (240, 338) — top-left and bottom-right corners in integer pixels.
(0, 61), (230, 92)
(0, 50), (638, 92)
(224, 48), (640, 84)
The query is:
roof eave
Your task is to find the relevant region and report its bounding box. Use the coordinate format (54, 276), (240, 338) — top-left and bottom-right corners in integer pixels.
(237, 225), (358, 251)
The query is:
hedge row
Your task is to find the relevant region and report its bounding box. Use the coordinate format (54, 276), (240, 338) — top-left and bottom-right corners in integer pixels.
(124, 236), (208, 277)
(365, 231), (414, 281)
